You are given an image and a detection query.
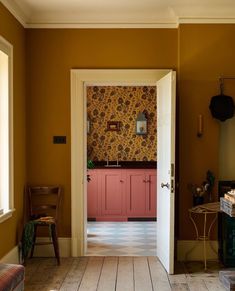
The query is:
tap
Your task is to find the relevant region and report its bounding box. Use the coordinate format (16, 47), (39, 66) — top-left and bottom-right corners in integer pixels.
(106, 156), (109, 166)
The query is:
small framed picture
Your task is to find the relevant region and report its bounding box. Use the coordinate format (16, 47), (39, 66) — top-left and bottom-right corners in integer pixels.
(107, 121), (120, 131)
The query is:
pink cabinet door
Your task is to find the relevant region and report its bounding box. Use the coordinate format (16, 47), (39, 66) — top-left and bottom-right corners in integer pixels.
(126, 170), (148, 216)
(87, 170), (99, 217)
(146, 170), (157, 216)
(101, 170), (124, 216)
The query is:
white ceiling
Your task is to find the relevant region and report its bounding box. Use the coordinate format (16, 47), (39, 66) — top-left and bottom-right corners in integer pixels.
(1, 0), (235, 28)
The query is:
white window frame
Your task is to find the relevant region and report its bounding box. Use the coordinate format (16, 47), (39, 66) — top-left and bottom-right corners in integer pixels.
(0, 36), (14, 223)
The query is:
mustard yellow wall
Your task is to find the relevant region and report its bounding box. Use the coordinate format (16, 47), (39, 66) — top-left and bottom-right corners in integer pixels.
(26, 29), (178, 236)
(178, 24), (235, 239)
(0, 3), (26, 258)
(2, 11), (235, 246)
(27, 25), (235, 240)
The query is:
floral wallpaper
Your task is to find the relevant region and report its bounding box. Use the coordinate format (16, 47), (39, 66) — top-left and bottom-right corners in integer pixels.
(87, 86), (157, 161)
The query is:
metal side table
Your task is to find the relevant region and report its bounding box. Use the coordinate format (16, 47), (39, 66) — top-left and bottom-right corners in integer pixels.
(187, 202), (221, 270)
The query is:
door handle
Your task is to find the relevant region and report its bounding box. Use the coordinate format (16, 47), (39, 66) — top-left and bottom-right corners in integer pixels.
(161, 182), (170, 189)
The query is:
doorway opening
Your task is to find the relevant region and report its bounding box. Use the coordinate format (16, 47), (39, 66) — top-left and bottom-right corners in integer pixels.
(71, 69), (176, 274)
(86, 84), (157, 256)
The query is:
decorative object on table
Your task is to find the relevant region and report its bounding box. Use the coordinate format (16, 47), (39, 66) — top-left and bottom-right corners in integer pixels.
(136, 112), (147, 135)
(209, 77), (235, 121)
(220, 189), (235, 217)
(188, 170), (215, 206)
(220, 197), (235, 217)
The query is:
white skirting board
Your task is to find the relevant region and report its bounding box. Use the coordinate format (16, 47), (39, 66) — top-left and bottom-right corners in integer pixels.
(177, 240), (219, 261)
(0, 238), (72, 264)
(0, 246), (19, 264)
(32, 237), (71, 258)
(1, 238), (218, 263)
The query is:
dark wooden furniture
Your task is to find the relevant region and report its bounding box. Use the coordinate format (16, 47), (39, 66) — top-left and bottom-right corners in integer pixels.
(27, 185), (61, 265)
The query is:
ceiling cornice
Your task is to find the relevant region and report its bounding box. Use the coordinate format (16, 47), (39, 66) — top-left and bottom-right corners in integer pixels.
(179, 17), (235, 24)
(27, 22), (179, 29)
(2, 0), (235, 29)
(1, 0), (27, 27)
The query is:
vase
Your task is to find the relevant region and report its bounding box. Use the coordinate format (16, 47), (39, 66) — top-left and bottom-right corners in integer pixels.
(193, 196), (204, 206)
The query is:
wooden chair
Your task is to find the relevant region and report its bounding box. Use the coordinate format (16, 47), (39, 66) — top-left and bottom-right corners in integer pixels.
(26, 185), (62, 265)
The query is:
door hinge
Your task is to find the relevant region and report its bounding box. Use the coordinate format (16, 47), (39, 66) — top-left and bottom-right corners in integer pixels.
(171, 163), (174, 178)
(171, 179), (174, 193)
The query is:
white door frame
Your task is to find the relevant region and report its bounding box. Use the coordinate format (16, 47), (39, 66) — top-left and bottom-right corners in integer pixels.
(70, 69), (172, 257)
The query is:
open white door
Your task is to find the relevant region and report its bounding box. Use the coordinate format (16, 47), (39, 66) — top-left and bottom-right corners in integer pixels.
(157, 71), (176, 274)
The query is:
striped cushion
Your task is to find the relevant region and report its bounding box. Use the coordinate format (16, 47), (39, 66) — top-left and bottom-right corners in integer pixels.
(0, 264), (24, 291)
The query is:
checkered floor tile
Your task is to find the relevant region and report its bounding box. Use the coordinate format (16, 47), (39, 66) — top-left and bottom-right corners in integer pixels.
(86, 222), (157, 256)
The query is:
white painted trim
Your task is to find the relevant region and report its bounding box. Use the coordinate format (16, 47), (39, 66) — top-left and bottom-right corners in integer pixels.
(32, 237), (71, 258)
(71, 69), (172, 257)
(2, 0), (235, 29)
(26, 22), (178, 29)
(85, 82), (156, 87)
(0, 36), (14, 220)
(179, 17), (235, 24)
(0, 208), (15, 223)
(0, 237), (71, 264)
(177, 240), (219, 261)
(0, 0), (27, 27)
(0, 245), (19, 264)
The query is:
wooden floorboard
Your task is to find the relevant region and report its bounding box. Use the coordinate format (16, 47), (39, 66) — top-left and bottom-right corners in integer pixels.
(97, 256), (118, 291)
(78, 257), (104, 291)
(148, 256), (172, 291)
(116, 257), (134, 291)
(24, 257), (227, 291)
(60, 257), (88, 291)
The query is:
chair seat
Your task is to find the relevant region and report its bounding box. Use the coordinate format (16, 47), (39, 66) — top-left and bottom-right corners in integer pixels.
(0, 264), (24, 291)
(34, 216), (55, 225)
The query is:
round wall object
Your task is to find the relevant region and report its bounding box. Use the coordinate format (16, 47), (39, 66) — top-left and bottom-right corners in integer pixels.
(209, 94), (235, 121)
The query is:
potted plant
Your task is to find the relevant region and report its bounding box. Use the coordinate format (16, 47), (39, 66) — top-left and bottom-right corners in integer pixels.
(87, 160), (94, 182)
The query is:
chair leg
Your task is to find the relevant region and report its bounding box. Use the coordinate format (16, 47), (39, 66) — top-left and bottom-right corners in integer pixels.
(30, 224), (37, 258)
(51, 224), (60, 265)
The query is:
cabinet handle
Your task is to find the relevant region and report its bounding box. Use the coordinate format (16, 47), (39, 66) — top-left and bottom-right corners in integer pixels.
(120, 180), (124, 183)
(146, 180), (150, 183)
(143, 180), (146, 183)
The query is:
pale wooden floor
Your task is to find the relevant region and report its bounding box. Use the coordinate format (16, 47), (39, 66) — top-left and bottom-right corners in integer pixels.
(24, 257), (226, 291)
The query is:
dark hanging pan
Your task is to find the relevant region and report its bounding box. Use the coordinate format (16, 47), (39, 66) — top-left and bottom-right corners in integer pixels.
(209, 78), (235, 121)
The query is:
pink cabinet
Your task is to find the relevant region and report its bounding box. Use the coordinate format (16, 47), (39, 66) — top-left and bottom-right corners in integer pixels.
(126, 169), (157, 217)
(148, 171), (157, 216)
(87, 169), (99, 218)
(101, 170), (125, 216)
(87, 168), (156, 221)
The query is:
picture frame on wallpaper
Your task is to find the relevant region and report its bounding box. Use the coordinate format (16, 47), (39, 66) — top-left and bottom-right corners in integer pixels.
(107, 121), (120, 131)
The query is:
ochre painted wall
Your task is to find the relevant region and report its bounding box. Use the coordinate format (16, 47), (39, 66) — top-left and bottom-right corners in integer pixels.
(26, 25), (235, 240)
(2, 8), (235, 248)
(0, 3), (26, 258)
(26, 29), (178, 237)
(178, 24), (235, 239)
(87, 86), (157, 162)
